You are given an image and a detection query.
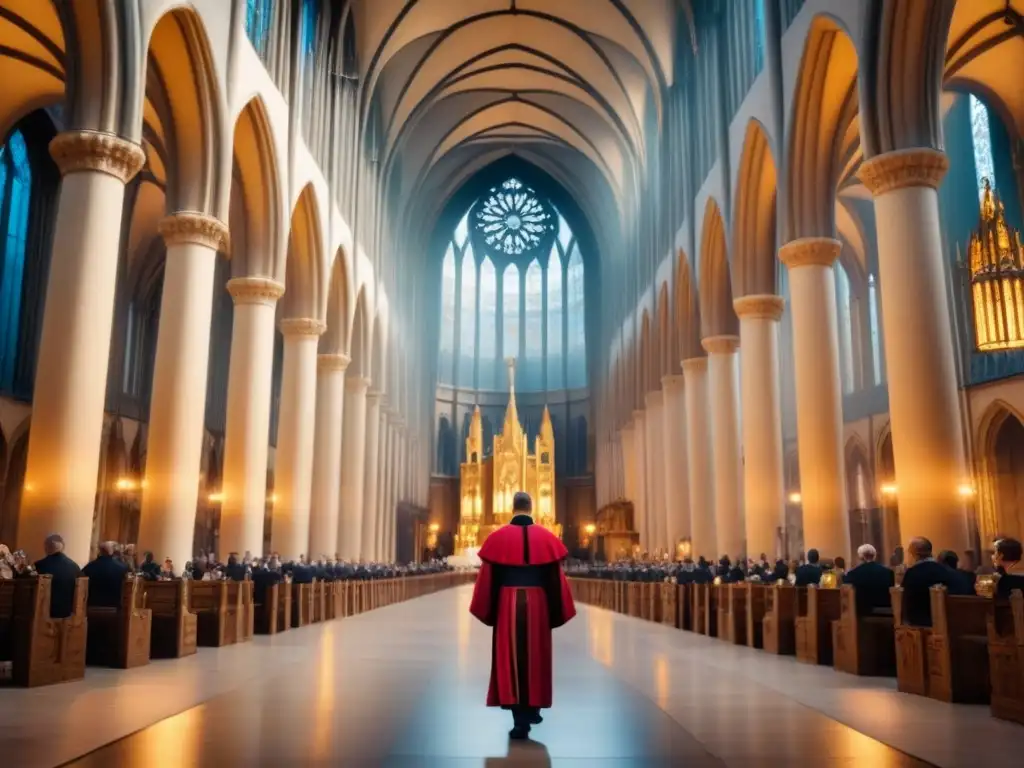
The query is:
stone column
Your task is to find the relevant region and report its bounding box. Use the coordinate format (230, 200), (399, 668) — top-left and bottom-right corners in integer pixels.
(338, 376), (369, 560)
(270, 318), (324, 561)
(858, 150), (970, 551)
(702, 336), (744, 560)
(633, 410), (649, 553)
(138, 212), (228, 569)
(308, 353), (349, 557)
(620, 423), (636, 512)
(734, 295), (787, 560)
(661, 374), (690, 554)
(779, 238), (849, 559)
(683, 358), (716, 561)
(360, 391), (383, 560)
(219, 277), (285, 558)
(644, 391), (667, 555)
(374, 410), (390, 560)
(18, 131), (145, 563)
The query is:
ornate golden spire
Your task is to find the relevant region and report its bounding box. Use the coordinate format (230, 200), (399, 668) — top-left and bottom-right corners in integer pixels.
(503, 356), (520, 433)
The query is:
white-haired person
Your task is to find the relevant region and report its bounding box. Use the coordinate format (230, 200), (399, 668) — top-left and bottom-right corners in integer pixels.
(841, 543), (896, 617)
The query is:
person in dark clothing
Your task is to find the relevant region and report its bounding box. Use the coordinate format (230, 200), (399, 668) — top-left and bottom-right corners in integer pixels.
(33, 534), (82, 619)
(83, 541), (131, 608)
(993, 538), (1024, 599)
(938, 550), (976, 592)
(224, 553), (247, 581)
(762, 559), (789, 584)
(139, 551), (161, 581)
(843, 543), (895, 615)
(899, 537), (972, 626)
(794, 548), (823, 587)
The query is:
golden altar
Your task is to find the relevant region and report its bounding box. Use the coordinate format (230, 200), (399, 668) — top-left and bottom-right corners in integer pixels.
(455, 358), (561, 554)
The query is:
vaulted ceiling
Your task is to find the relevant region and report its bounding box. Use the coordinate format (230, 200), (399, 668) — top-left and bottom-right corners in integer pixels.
(352, 0), (681, 240)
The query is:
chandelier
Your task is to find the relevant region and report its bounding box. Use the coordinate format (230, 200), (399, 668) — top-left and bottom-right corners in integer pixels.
(965, 178), (1024, 351)
(474, 177), (552, 256)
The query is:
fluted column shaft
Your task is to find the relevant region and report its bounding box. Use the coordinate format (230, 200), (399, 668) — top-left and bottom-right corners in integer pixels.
(703, 336), (744, 560)
(139, 213), (228, 569)
(859, 150), (969, 551)
(683, 358), (716, 560)
(620, 424), (636, 512)
(271, 318), (324, 561)
(644, 391), (667, 554)
(661, 375), (690, 554)
(308, 353), (349, 557)
(633, 411), (649, 553)
(374, 410), (389, 560)
(219, 277), (285, 557)
(339, 377), (369, 560)
(360, 392), (383, 560)
(780, 238), (849, 559)
(19, 131), (145, 563)
(735, 295), (786, 560)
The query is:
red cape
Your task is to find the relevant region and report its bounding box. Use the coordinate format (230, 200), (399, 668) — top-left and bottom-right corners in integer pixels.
(477, 519), (569, 567)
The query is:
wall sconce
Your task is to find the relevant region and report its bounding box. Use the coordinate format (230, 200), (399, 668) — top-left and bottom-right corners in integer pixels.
(880, 483), (898, 498)
(208, 491), (224, 503)
(429, 522), (440, 533)
(115, 477), (139, 492)
(268, 493), (278, 504)
(584, 523), (596, 536)
(787, 492), (802, 504)
(678, 538), (692, 559)
(957, 483), (976, 498)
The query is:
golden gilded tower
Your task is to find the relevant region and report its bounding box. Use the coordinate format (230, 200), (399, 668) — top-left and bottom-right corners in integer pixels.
(456, 358), (561, 554)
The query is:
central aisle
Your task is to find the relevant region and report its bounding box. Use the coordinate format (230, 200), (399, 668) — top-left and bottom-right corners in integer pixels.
(33, 584), (1016, 766)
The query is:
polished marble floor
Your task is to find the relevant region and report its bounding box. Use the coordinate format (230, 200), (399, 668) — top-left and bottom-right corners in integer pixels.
(2, 584), (1022, 767)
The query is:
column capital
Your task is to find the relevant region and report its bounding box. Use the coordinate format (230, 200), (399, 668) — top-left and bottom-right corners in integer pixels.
(366, 389), (384, 406)
(681, 356), (707, 375)
(159, 211), (229, 251)
(734, 294), (785, 321)
(779, 238), (840, 269)
(227, 276), (285, 306)
(317, 353), (350, 371)
(345, 375), (371, 393)
(701, 335), (740, 355)
(645, 389), (664, 407)
(857, 148), (948, 196)
(49, 130), (146, 183)
(661, 373), (685, 392)
(280, 317), (326, 337)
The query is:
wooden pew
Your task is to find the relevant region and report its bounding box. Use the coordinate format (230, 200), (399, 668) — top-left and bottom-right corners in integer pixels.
(719, 584), (747, 645)
(691, 583), (707, 634)
(86, 577), (152, 669)
(988, 589), (1024, 725)
(704, 583), (719, 638)
(831, 585), (895, 676)
(763, 585), (797, 655)
(0, 576), (88, 687)
(677, 583), (692, 631)
(190, 581), (240, 647)
(745, 584), (767, 650)
(641, 582), (658, 621)
(892, 586), (929, 696)
(312, 581), (325, 623)
(627, 582), (642, 617)
(276, 581), (292, 632)
(659, 582), (678, 627)
(236, 581), (254, 642)
(927, 586), (990, 704)
(141, 579), (197, 658)
(292, 583), (313, 627)
(254, 581), (280, 635)
(795, 586), (841, 665)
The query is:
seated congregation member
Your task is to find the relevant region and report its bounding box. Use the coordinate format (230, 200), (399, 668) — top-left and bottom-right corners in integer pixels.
(160, 558), (176, 579)
(938, 550), (976, 592)
(762, 559), (790, 584)
(899, 537), (972, 626)
(33, 534), (82, 618)
(794, 548), (823, 587)
(224, 553), (246, 581)
(993, 538), (1024, 598)
(843, 544), (894, 614)
(139, 551), (161, 580)
(83, 541), (131, 608)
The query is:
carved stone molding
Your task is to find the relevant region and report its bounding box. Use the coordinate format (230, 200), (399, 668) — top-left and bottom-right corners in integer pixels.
(661, 373), (685, 392)
(779, 237), (841, 269)
(227, 277), (285, 306)
(681, 357), (707, 375)
(345, 376), (371, 392)
(159, 211), (229, 252)
(701, 335), (740, 355)
(366, 389), (384, 405)
(857, 148), (949, 196)
(279, 317), (326, 337)
(734, 294), (785, 321)
(317, 353), (350, 372)
(49, 130), (146, 183)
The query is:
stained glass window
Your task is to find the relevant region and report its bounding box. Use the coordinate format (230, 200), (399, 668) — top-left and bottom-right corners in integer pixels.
(454, 210), (469, 249)
(566, 244), (586, 388)
(438, 246), (456, 383)
(868, 273), (884, 386)
(754, 0), (766, 74)
(970, 94), (995, 203)
(524, 259), (543, 388)
(0, 129), (31, 393)
(459, 247), (476, 386)
(502, 263), (519, 361)
(835, 262), (854, 395)
(301, 0), (318, 55)
(478, 257), (497, 389)
(475, 177), (552, 255)
(547, 245), (564, 389)
(245, 0), (274, 60)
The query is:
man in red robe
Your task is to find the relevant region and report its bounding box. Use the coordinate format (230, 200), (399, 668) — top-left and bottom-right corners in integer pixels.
(469, 491), (576, 739)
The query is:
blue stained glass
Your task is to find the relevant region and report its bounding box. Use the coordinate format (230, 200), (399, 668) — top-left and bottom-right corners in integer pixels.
(835, 261), (854, 395)
(0, 130), (31, 392)
(566, 245), (586, 388)
(302, 0), (319, 55)
(547, 245), (564, 389)
(524, 259), (542, 387)
(478, 257), (497, 388)
(868, 273), (883, 386)
(754, 0), (766, 74)
(970, 94), (996, 203)
(438, 246), (456, 384)
(245, 0), (274, 59)
(459, 247), (476, 387)
(502, 263), (519, 361)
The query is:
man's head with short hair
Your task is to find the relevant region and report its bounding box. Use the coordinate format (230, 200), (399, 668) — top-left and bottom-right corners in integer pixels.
(857, 544), (877, 563)
(908, 537), (933, 563)
(98, 541), (119, 556)
(512, 491), (532, 514)
(995, 537), (1022, 565)
(938, 550), (959, 569)
(806, 548), (820, 565)
(43, 534), (64, 556)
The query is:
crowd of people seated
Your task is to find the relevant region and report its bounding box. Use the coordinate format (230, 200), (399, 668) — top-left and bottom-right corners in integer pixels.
(567, 535), (1024, 626)
(1, 534), (454, 620)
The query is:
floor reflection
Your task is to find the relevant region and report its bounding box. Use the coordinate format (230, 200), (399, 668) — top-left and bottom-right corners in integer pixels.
(484, 738), (551, 766)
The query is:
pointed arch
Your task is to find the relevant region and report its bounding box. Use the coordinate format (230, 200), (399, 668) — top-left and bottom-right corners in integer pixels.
(322, 247), (351, 354)
(370, 312), (387, 392)
(656, 281), (671, 379)
(282, 183), (326, 320)
(978, 400), (1024, 541)
(639, 310), (652, 396)
(698, 198), (738, 339)
(733, 119), (778, 297)
(231, 95), (282, 278)
(674, 249), (702, 362)
(349, 286), (370, 378)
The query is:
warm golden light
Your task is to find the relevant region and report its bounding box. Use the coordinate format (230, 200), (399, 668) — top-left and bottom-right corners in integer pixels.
(268, 493), (278, 504)
(880, 483), (898, 497)
(429, 522), (440, 533)
(115, 477), (138, 491)
(584, 523), (596, 535)
(788, 492), (802, 504)
(208, 491), (224, 503)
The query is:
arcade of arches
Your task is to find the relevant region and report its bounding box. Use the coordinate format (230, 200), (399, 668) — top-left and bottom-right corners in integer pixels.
(0, 0), (1023, 570)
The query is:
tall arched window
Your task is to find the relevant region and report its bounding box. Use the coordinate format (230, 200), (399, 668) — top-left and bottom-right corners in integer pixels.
(245, 0), (274, 59)
(524, 259), (542, 388)
(459, 247), (476, 386)
(547, 245), (564, 389)
(0, 130), (31, 392)
(502, 263), (519, 362)
(835, 261), (854, 395)
(478, 257), (497, 389)
(868, 273), (884, 386)
(566, 244), (586, 388)
(970, 94), (996, 202)
(438, 246), (456, 381)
